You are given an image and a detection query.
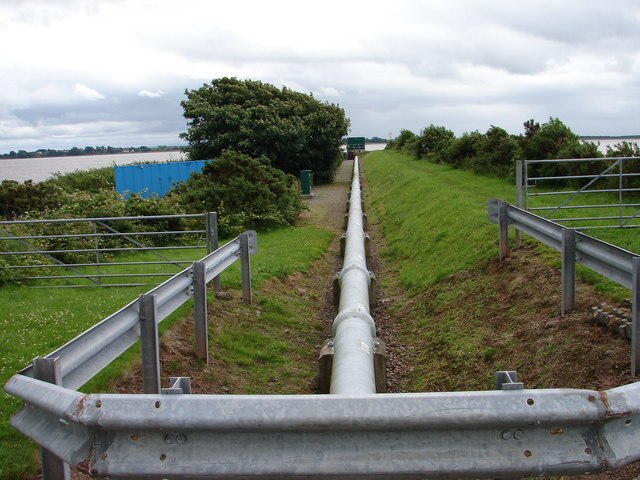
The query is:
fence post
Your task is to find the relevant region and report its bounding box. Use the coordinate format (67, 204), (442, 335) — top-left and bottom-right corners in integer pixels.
(240, 232), (252, 304)
(92, 221), (102, 286)
(632, 257), (640, 376)
(33, 357), (70, 480)
(515, 160), (523, 248)
(498, 201), (509, 261)
(206, 212), (222, 291)
(523, 160), (529, 211)
(561, 229), (576, 315)
(193, 261), (209, 363)
(619, 160), (624, 228)
(139, 294), (161, 394)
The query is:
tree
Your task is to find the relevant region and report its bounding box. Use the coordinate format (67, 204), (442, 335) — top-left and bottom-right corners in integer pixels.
(417, 124), (455, 159)
(389, 129), (416, 150)
(518, 117), (602, 182)
(440, 131), (483, 168)
(519, 117), (581, 160)
(172, 150), (305, 235)
(606, 141), (640, 157)
(180, 77), (350, 184)
(473, 126), (519, 176)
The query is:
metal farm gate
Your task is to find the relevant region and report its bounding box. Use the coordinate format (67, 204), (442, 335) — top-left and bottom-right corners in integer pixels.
(516, 156), (640, 230)
(0, 212), (219, 287)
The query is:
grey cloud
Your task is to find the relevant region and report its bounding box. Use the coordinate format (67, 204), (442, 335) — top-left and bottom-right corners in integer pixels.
(1, 0), (639, 152)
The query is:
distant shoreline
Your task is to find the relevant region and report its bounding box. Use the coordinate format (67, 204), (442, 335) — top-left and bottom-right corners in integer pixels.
(0, 145), (186, 160)
(579, 135), (640, 140)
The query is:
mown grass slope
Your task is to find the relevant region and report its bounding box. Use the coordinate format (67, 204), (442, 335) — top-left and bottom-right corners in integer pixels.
(364, 150), (638, 299)
(363, 150), (514, 291)
(363, 150), (635, 396)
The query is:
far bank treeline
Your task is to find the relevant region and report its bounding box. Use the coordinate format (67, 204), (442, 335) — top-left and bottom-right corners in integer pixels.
(0, 145), (180, 160)
(388, 118), (640, 182)
(0, 78), (349, 239)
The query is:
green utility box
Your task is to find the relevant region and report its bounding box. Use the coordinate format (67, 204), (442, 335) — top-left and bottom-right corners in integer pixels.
(300, 170), (313, 196)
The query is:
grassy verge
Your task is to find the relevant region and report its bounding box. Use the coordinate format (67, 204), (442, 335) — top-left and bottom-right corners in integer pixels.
(363, 150), (637, 300)
(0, 224), (332, 480)
(364, 150), (636, 394)
(363, 150), (514, 291)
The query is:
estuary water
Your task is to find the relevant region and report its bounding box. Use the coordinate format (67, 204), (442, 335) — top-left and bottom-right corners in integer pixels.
(1, 138), (632, 184)
(582, 137), (640, 154)
(0, 146), (389, 183)
(0, 150), (186, 183)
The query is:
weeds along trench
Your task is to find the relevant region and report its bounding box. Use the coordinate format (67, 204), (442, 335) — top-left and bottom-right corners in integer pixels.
(3, 152), (640, 479)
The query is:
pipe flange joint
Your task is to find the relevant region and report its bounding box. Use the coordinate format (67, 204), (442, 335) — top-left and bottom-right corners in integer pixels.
(338, 262), (372, 283)
(332, 305), (376, 337)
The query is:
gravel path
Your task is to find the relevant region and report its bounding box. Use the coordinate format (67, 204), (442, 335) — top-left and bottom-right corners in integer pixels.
(298, 159), (352, 233)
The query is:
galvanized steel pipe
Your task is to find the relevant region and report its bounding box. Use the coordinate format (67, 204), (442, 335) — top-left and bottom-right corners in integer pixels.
(330, 158), (377, 395)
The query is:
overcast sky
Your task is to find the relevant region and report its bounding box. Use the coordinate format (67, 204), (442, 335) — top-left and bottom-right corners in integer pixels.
(1, 0), (639, 153)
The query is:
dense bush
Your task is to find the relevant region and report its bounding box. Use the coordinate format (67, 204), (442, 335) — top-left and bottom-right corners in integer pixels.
(46, 166), (114, 193)
(604, 141), (640, 189)
(386, 129), (416, 150)
(172, 150), (305, 236)
(0, 179), (65, 218)
(417, 125), (456, 159)
(180, 77), (350, 184)
(388, 117), (615, 181)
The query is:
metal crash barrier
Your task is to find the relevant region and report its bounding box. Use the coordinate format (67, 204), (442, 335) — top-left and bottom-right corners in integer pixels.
(4, 161), (640, 479)
(5, 375), (640, 478)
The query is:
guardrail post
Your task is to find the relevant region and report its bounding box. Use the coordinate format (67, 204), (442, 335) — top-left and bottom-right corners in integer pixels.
(498, 200), (509, 261)
(33, 357), (70, 480)
(92, 221), (102, 286)
(515, 160), (523, 248)
(193, 261), (208, 363)
(561, 229), (576, 315)
(240, 232), (252, 304)
(495, 370), (524, 390)
(139, 294), (161, 394)
(632, 257), (640, 376)
(206, 212), (222, 291)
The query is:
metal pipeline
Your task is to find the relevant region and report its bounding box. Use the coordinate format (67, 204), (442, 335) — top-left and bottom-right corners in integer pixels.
(330, 158), (377, 395)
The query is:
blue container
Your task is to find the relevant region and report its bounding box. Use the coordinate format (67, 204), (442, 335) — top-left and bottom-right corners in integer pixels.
(114, 160), (208, 198)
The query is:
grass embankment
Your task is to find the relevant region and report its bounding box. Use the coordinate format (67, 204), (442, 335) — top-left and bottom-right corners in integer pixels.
(363, 150), (636, 393)
(0, 225), (332, 480)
